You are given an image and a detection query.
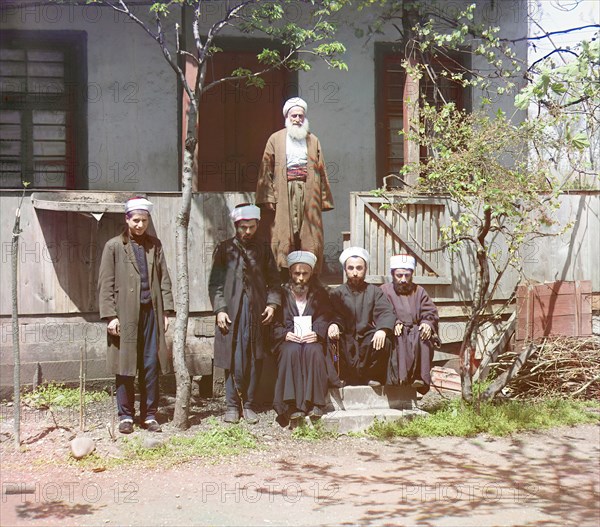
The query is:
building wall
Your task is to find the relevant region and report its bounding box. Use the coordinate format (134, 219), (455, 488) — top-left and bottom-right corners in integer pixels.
(0, 2), (180, 191)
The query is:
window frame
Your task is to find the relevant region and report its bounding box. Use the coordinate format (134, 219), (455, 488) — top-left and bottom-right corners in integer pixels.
(0, 30), (87, 189)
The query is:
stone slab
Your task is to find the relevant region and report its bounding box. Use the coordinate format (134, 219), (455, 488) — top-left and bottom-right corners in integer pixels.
(322, 408), (428, 435)
(326, 385), (419, 411)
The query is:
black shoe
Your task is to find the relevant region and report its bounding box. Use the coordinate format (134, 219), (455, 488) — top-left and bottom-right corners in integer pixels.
(243, 408), (259, 424)
(143, 419), (162, 432)
(224, 408), (240, 424)
(308, 406), (324, 419)
(118, 420), (134, 434)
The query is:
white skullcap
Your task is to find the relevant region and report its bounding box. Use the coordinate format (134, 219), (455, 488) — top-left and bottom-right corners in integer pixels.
(125, 197), (153, 214)
(283, 97), (308, 117)
(339, 246), (370, 267)
(230, 204), (261, 223)
(287, 251), (317, 270)
(390, 254), (416, 271)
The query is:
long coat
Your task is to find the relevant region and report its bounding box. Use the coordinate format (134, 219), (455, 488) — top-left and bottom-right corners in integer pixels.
(208, 236), (281, 370)
(98, 232), (174, 376)
(380, 282), (439, 386)
(256, 129), (335, 272)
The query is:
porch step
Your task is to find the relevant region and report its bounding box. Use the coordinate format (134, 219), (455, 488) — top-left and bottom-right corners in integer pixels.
(326, 385), (419, 411)
(321, 408), (427, 435)
(321, 385), (427, 434)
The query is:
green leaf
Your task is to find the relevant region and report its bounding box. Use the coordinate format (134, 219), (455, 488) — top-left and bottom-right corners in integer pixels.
(570, 132), (590, 150)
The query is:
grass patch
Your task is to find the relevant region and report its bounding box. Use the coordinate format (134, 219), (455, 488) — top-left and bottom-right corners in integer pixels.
(291, 420), (338, 440)
(22, 382), (109, 409)
(120, 417), (259, 466)
(366, 398), (600, 439)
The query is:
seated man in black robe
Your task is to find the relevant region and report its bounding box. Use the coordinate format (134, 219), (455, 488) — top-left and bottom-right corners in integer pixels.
(329, 247), (396, 386)
(272, 251), (340, 423)
(381, 254), (439, 392)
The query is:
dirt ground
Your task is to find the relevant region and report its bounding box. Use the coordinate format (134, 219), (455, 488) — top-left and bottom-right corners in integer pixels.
(1, 396), (599, 527)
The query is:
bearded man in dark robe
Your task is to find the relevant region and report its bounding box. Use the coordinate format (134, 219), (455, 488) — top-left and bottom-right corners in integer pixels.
(272, 251), (341, 424)
(329, 247), (396, 386)
(380, 254), (439, 392)
(208, 204), (281, 424)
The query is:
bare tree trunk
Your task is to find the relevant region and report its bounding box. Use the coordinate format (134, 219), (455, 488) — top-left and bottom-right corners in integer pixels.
(12, 217), (21, 447)
(11, 197), (24, 448)
(460, 208), (492, 403)
(171, 140), (195, 429)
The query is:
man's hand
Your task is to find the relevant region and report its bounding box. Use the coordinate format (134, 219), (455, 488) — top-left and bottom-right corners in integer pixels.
(107, 318), (120, 337)
(164, 315), (170, 333)
(217, 312), (231, 333)
(261, 305), (275, 325)
(285, 332), (302, 343)
(328, 324), (340, 340)
(419, 323), (432, 341)
(371, 329), (387, 351)
(263, 203), (276, 211)
(394, 322), (403, 336)
(300, 331), (318, 344)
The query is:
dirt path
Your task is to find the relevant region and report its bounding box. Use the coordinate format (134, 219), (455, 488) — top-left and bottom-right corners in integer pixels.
(2, 422), (599, 527)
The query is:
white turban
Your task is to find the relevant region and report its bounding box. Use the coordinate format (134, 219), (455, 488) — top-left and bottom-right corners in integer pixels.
(125, 197), (153, 215)
(287, 251), (317, 270)
(390, 254), (416, 271)
(339, 246), (370, 267)
(283, 97), (308, 117)
(230, 204), (261, 223)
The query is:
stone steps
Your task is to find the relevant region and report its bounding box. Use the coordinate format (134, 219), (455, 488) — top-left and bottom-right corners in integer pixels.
(321, 385), (428, 434)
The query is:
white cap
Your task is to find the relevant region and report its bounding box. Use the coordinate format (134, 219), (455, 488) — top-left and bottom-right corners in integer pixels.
(339, 246), (370, 267)
(390, 254), (416, 271)
(283, 97), (308, 117)
(125, 197), (153, 215)
(287, 251), (317, 270)
(230, 204), (261, 223)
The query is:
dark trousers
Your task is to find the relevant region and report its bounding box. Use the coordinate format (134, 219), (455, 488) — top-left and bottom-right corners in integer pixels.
(116, 303), (159, 422)
(225, 293), (262, 410)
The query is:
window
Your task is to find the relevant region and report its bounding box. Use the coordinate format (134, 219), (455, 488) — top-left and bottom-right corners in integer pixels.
(375, 44), (470, 185)
(0, 31), (87, 189)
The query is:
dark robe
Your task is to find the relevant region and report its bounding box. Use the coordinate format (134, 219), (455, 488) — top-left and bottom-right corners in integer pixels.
(330, 282), (396, 385)
(208, 235), (281, 373)
(380, 282), (439, 388)
(272, 281), (341, 416)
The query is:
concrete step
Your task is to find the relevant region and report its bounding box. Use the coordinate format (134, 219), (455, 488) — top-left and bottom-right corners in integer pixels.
(326, 385), (419, 412)
(321, 408), (428, 435)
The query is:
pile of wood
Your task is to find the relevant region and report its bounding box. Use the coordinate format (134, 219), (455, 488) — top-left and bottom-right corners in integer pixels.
(497, 336), (600, 400)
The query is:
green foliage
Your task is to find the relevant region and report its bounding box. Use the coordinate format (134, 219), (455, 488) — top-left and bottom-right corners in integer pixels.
(366, 398), (600, 439)
(291, 420), (338, 440)
(122, 417), (258, 465)
(22, 382), (108, 409)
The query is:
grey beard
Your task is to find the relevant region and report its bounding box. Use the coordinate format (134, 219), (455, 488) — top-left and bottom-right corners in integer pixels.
(291, 283), (309, 295)
(286, 118), (310, 140)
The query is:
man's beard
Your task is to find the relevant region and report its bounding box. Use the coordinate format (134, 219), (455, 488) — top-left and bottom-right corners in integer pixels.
(291, 282), (309, 296)
(286, 117), (310, 140)
(394, 282), (415, 295)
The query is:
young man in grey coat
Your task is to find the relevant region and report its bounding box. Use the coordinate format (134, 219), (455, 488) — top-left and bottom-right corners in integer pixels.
(98, 197), (174, 434)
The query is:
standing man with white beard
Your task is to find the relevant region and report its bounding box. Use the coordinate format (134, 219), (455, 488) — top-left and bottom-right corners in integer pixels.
(256, 97), (335, 280)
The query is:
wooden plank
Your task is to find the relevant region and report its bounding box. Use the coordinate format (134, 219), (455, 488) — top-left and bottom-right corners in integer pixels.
(363, 201), (446, 278)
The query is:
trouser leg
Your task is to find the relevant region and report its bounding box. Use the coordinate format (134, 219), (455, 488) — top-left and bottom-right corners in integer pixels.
(138, 304), (159, 421)
(116, 374), (135, 421)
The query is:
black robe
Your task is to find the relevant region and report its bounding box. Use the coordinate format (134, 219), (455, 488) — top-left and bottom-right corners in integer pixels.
(330, 282), (396, 385)
(272, 281), (341, 416)
(208, 236), (281, 371)
(380, 282), (439, 388)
